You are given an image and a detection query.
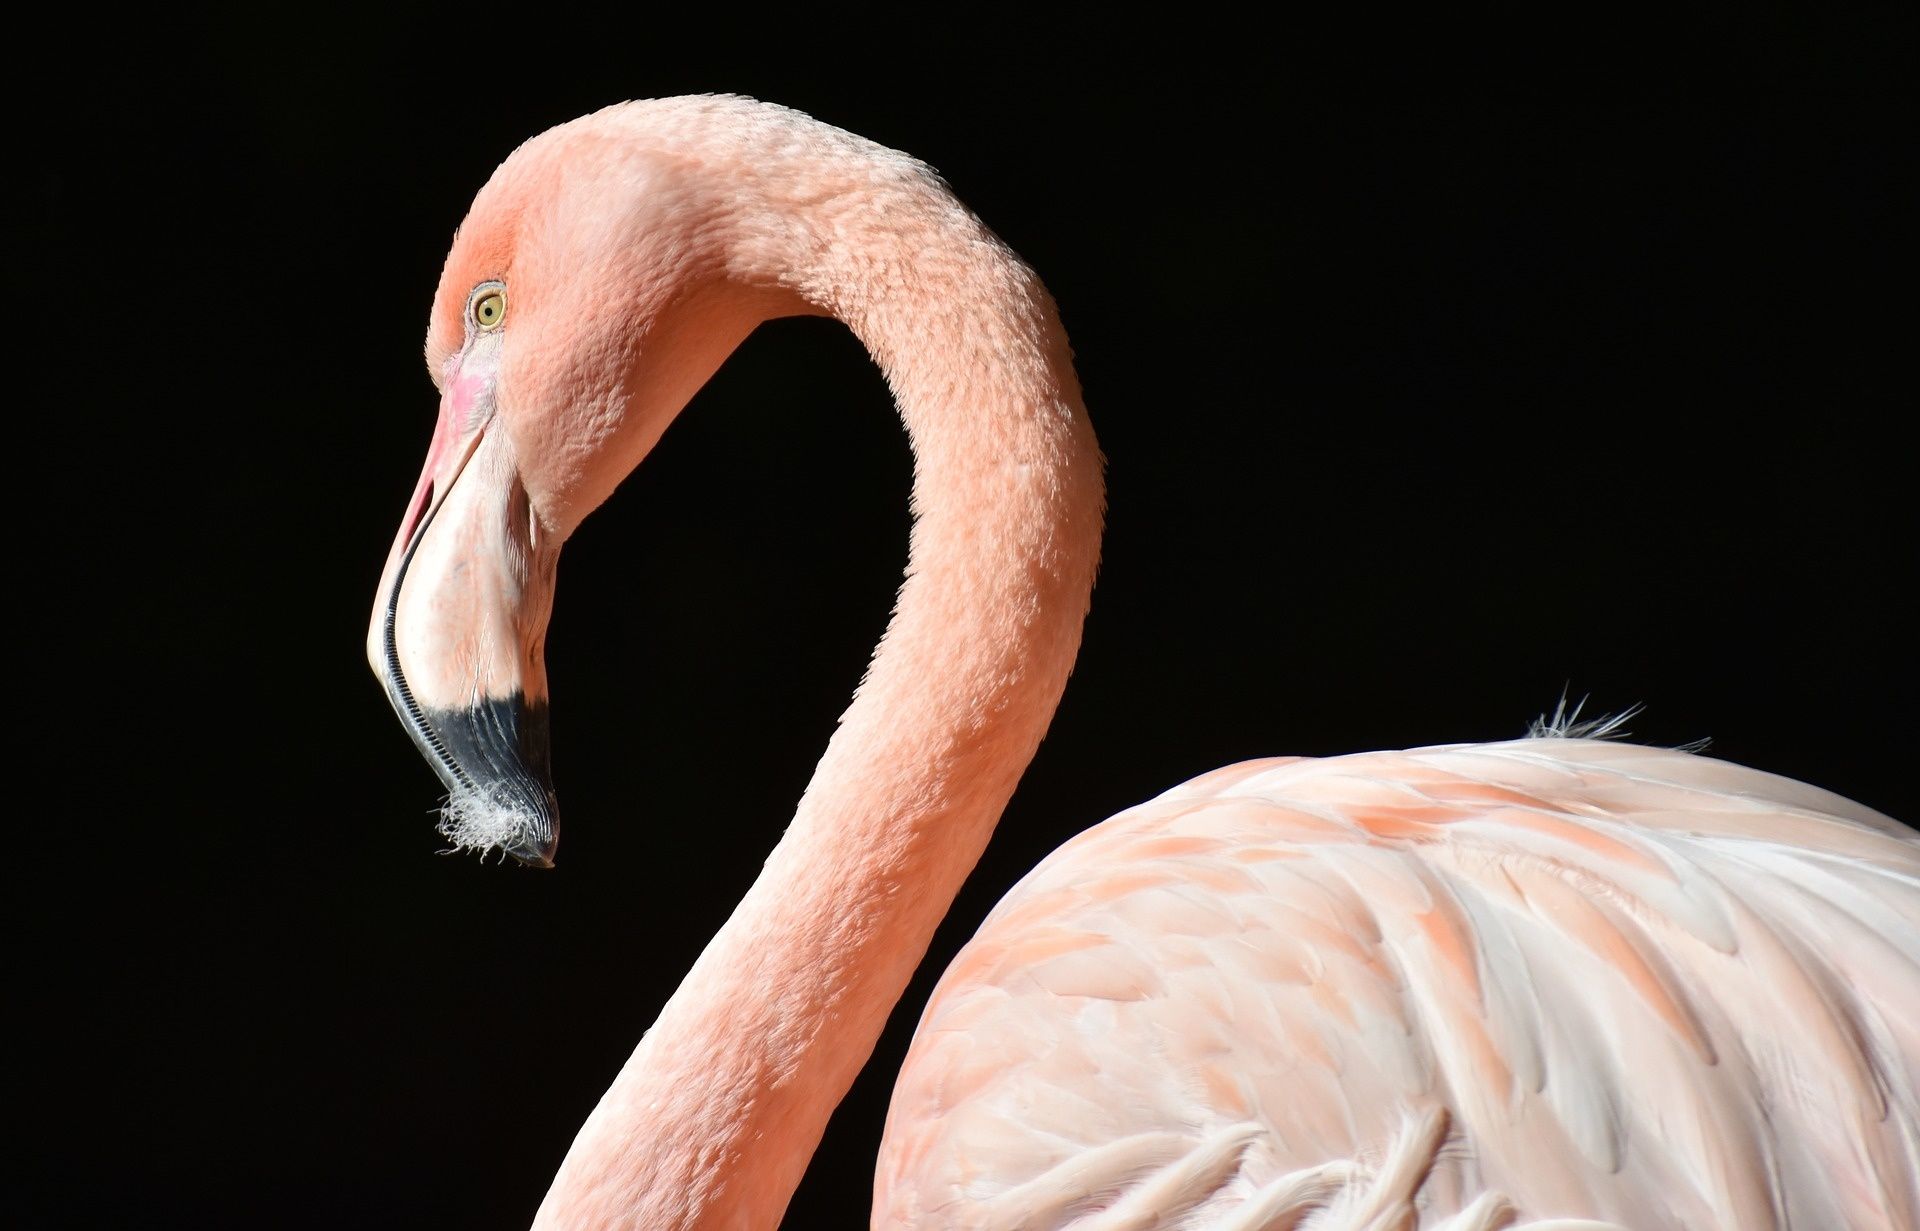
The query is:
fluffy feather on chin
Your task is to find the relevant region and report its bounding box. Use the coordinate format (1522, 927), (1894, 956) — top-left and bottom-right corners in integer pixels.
(437, 784), (544, 860)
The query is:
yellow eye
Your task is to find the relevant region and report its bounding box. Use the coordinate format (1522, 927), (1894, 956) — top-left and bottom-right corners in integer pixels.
(473, 289), (506, 330)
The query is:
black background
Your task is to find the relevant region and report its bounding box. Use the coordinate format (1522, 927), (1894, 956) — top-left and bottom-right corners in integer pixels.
(26, 9), (1911, 1228)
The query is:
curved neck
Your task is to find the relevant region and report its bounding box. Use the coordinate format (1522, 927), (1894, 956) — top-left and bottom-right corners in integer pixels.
(535, 113), (1104, 1230)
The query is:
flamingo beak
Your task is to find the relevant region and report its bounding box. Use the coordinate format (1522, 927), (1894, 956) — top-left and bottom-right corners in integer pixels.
(368, 387), (560, 867)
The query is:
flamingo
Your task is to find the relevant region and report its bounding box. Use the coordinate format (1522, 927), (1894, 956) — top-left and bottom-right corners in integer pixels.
(368, 96), (1920, 1230)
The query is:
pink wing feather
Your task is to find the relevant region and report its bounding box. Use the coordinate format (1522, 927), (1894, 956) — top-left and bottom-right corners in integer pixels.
(875, 739), (1920, 1229)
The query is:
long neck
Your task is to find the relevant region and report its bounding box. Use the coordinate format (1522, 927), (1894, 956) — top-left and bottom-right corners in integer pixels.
(534, 116), (1104, 1230)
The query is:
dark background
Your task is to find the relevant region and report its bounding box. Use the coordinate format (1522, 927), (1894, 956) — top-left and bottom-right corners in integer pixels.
(26, 8), (1911, 1228)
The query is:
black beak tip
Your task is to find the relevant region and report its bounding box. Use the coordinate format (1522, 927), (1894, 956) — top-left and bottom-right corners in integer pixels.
(408, 697), (562, 870)
(490, 784), (560, 869)
(508, 831), (558, 869)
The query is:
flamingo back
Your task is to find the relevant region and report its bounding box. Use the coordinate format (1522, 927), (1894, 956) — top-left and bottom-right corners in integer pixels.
(875, 739), (1920, 1229)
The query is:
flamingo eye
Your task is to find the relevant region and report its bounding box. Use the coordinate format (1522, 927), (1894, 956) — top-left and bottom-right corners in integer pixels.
(472, 288), (507, 331)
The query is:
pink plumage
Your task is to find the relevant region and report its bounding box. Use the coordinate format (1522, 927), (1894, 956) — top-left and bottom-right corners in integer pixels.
(881, 740), (1918, 1228)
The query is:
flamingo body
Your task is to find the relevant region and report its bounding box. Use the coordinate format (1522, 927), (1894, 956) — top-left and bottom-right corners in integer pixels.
(366, 97), (1920, 1229)
(880, 739), (1920, 1227)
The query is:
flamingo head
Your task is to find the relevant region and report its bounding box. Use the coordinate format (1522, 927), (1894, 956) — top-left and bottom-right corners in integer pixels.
(366, 107), (778, 866)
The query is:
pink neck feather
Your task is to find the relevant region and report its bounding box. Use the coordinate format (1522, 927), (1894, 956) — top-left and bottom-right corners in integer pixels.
(532, 100), (1104, 1229)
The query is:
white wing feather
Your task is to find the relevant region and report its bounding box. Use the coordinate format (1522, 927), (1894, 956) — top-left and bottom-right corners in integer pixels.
(874, 739), (1920, 1229)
